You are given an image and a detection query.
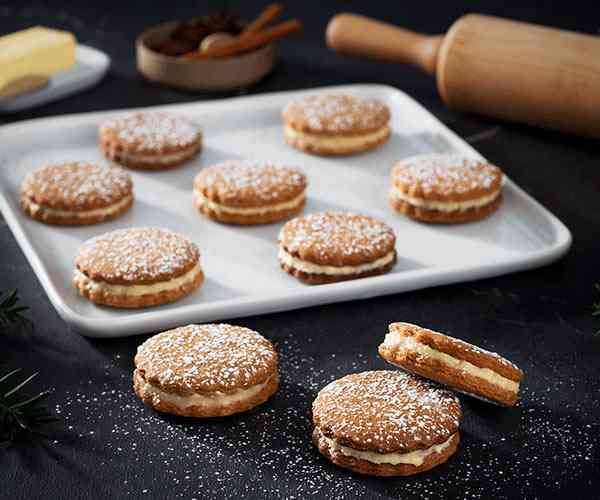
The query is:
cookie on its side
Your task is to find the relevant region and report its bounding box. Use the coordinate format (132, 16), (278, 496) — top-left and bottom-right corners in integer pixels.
(133, 324), (278, 417)
(73, 227), (203, 308)
(379, 322), (524, 406)
(20, 162), (133, 225)
(282, 94), (390, 156)
(390, 154), (503, 223)
(193, 160), (307, 225)
(312, 370), (462, 476)
(99, 112), (202, 170)
(278, 211), (396, 284)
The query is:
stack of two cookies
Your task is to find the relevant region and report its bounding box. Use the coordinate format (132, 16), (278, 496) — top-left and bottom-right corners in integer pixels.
(312, 322), (523, 477)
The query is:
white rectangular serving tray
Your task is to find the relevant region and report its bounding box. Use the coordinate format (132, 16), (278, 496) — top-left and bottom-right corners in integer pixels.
(0, 85), (572, 338)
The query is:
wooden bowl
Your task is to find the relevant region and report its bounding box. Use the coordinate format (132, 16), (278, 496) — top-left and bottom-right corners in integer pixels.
(136, 21), (275, 92)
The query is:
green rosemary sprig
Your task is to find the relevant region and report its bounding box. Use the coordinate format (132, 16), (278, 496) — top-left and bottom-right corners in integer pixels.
(0, 369), (56, 447)
(0, 289), (29, 328)
(593, 283), (600, 318)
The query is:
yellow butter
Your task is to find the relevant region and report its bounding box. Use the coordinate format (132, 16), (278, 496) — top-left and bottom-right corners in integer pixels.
(0, 27), (76, 97)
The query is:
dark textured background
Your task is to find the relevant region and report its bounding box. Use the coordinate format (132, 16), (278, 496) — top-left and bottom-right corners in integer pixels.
(1, 1), (599, 499)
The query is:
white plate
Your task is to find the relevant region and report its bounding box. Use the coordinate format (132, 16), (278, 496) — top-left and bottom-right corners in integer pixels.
(0, 45), (110, 113)
(0, 84), (572, 337)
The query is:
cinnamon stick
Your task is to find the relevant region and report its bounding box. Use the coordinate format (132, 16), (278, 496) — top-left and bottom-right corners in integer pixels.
(240, 3), (284, 38)
(186, 19), (303, 60)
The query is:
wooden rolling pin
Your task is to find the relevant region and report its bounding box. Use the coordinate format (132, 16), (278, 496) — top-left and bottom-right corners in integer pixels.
(327, 13), (600, 139)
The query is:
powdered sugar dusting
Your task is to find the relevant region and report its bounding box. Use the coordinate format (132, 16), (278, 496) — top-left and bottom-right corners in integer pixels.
(283, 95), (389, 133)
(21, 161), (132, 209)
(195, 161), (306, 206)
(313, 371), (461, 452)
(280, 211), (395, 261)
(392, 154), (502, 195)
(135, 324), (277, 393)
(76, 227), (199, 283)
(100, 112), (201, 152)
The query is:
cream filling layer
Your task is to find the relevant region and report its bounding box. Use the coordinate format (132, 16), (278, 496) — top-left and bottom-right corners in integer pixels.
(29, 194), (132, 218)
(137, 373), (271, 408)
(284, 124), (389, 149)
(383, 332), (520, 393)
(193, 190), (305, 215)
(390, 187), (500, 212)
(121, 147), (199, 164)
(278, 248), (395, 276)
(317, 428), (455, 466)
(75, 261), (201, 297)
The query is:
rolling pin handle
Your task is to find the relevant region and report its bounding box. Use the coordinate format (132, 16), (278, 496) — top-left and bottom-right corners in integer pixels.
(326, 13), (442, 75)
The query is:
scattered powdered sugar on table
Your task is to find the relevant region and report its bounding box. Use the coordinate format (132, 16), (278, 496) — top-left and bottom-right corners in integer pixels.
(136, 324), (276, 392)
(21, 162), (132, 209)
(283, 95), (389, 133)
(195, 161), (306, 205)
(392, 154), (502, 195)
(76, 227), (199, 282)
(280, 212), (395, 260)
(100, 112), (201, 151)
(51, 335), (598, 499)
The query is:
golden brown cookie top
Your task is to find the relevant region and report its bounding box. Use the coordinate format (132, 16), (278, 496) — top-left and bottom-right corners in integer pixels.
(194, 160), (307, 208)
(283, 95), (390, 136)
(312, 370), (461, 454)
(279, 212), (396, 267)
(389, 322), (523, 382)
(21, 162), (132, 211)
(75, 227), (199, 285)
(134, 324), (278, 394)
(99, 112), (202, 154)
(391, 154), (503, 202)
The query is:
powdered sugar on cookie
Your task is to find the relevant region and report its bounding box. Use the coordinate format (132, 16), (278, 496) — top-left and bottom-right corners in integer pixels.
(283, 95), (390, 134)
(392, 154), (502, 195)
(135, 324), (278, 393)
(21, 162), (132, 210)
(313, 370), (461, 453)
(100, 112), (201, 152)
(194, 160), (306, 206)
(280, 212), (395, 262)
(76, 227), (199, 283)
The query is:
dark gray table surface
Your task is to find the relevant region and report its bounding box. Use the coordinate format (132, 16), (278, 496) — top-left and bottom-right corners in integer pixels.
(2, 1), (599, 499)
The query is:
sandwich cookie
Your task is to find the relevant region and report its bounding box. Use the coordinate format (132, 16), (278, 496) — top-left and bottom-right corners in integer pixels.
(133, 324), (278, 417)
(390, 153), (503, 223)
(312, 370), (462, 476)
(74, 227), (203, 308)
(20, 161), (133, 225)
(193, 160), (307, 225)
(282, 94), (390, 155)
(379, 322), (524, 406)
(99, 112), (202, 170)
(278, 211), (396, 284)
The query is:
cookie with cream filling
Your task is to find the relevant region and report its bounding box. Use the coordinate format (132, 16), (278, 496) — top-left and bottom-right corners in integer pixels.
(390, 153), (503, 223)
(282, 94), (390, 156)
(312, 370), (462, 476)
(73, 227), (203, 308)
(134, 324), (278, 417)
(193, 160), (307, 225)
(99, 112), (202, 170)
(20, 161), (133, 225)
(379, 322), (524, 406)
(278, 211), (396, 284)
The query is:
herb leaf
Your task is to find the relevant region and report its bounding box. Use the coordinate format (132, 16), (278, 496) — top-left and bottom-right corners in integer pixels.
(0, 368), (56, 447)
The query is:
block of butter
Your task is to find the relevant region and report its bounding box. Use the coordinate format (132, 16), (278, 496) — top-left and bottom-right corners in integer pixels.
(0, 26), (76, 98)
